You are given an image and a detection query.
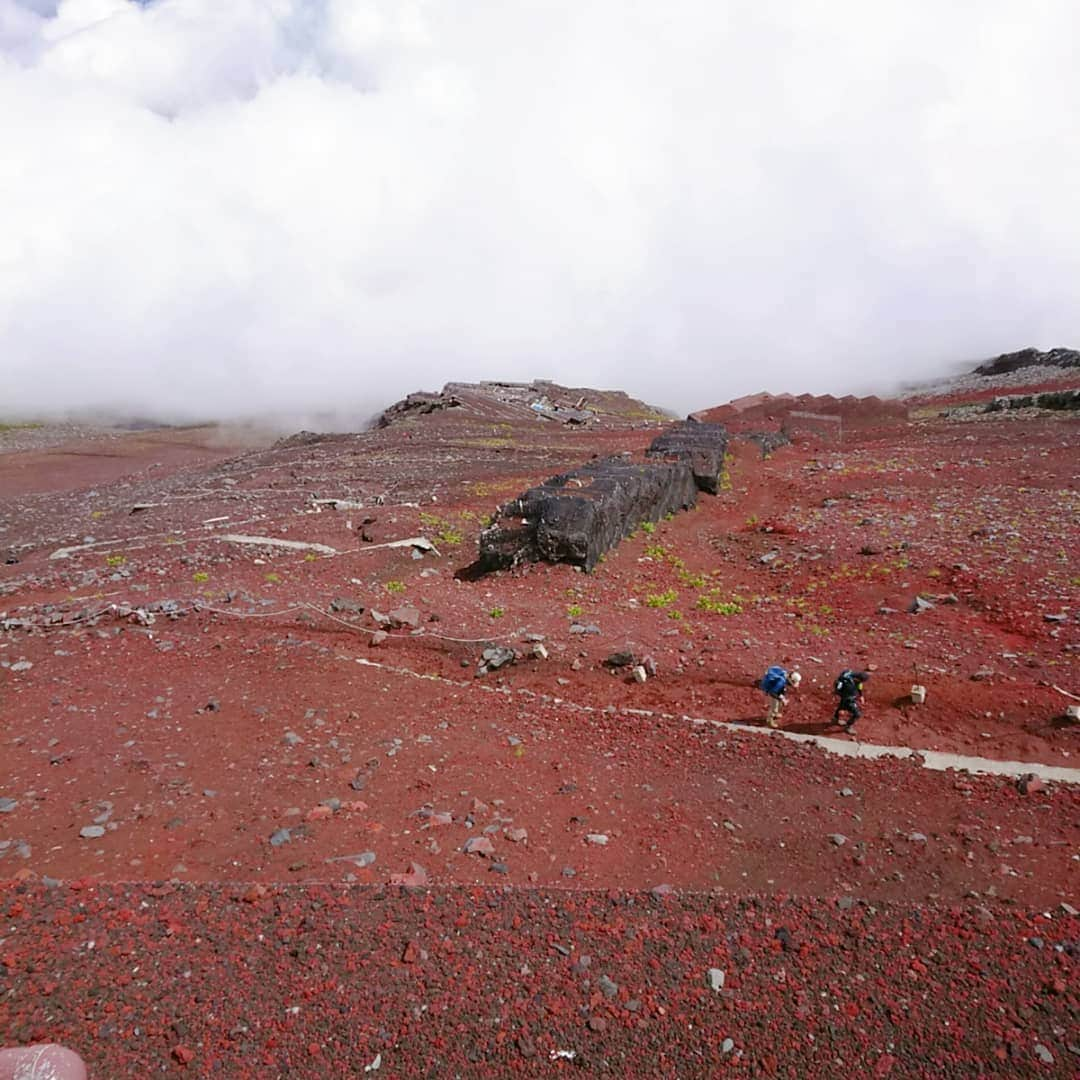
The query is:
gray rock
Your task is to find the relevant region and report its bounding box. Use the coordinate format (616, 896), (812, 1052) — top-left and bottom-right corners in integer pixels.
(10, 661), (33, 672)
(79, 825), (106, 839)
(269, 828), (292, 847)
(838, 788), (854, 797)
(708, 968), (725, 992)
(908, 832), (928, 843)
(0, 798), (18, 814)
(597, 975), (619, 999)
(283, 731), (303, 746)
(480, 646), (515, 671)
(829, 834), (848, 846)
(721, 1038), (735, 1055)
(909, 596), (935, 615)
(387, 606), (421, 630)
(586, 833), (609, 845)
(1034, 1045), (1054, 1065)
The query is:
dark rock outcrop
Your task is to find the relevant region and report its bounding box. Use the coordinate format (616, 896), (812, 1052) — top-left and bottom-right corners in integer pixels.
(985, 389), (1080, 412)
(646, 422), (730, 494)
(975, 347), (1080, 377)
(478, 456), (698, 572)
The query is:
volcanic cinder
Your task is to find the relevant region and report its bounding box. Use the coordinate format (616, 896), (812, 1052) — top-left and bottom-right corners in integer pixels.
(0, 362), (1077, 1077)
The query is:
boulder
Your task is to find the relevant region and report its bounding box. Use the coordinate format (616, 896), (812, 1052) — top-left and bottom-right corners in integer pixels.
(646, 421), (729, 494)
(478, 456), (698, 572)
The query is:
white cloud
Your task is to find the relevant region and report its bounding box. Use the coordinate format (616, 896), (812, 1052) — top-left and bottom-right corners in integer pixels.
(1, 0), (1078, 424)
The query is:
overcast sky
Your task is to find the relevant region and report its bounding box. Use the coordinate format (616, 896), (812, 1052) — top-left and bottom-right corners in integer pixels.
(1, 0), (1078, 425)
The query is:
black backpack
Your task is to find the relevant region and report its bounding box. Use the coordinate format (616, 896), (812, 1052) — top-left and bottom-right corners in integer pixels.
(834, 670), (857, 697)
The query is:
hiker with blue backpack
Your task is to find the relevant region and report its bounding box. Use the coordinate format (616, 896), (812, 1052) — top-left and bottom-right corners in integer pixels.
(833, 669), (869, 731)
(760, 665), (801, 728)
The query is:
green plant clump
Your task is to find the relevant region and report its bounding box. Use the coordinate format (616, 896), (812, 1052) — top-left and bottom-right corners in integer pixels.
(645, 588), (678, 609)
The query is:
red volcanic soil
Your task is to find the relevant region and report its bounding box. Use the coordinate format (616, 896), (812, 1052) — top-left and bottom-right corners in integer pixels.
(1, 386), (1077, 1075)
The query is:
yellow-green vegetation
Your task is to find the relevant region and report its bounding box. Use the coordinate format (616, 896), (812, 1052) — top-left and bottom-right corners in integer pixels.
(696, 591), (742, 615)
(385, 580), (406, 594)
(192, 571), (209, 583)
(641, 521), (656, 535)
(719, 451), (734, 492)
(678, 570), (706, 589)
(645, 588), (678, 609)
(419, 511), (465, 547)
(489, 606), (505, 619)
(0, 421), (43, 432)
(566, 603), (583, 618)
(304, 552), (318, 562)
(644, 543), (668, 560)
(265, 572), (281, 584)
(91, 510), (105, 521)
(667, 608), (683, 621)
(105, 555), (126, 568)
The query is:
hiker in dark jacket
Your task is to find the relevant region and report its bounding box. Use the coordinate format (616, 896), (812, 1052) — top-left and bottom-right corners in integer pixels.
(833, 669), (869, 730)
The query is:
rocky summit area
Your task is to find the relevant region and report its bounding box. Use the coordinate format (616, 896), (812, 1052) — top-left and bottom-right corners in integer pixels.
(0, 360), (1077, 1076)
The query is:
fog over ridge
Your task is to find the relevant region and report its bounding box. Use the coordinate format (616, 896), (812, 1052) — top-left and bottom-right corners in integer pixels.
(1, 0), (1078, 425)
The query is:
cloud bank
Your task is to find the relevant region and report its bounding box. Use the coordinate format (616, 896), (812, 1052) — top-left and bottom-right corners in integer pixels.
(1, 0), (1078, 424)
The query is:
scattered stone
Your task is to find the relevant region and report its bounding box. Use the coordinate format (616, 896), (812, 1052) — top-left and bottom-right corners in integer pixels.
(585, 833), (609, 845)
(10, 661), (32, 672)
(570, 623), (601, 636)
(597, 975), (619, 999)
(79, 825), (106, 839)
(1017, 773), (1045, 796)
(327, 851), (375, 868)
(479, 645), (515, 673)
(650, 883), (675, 900)
(708, 968), (725, 992)
(1044, 613), (1069, 623)
(506, 828), (528, 843)
(531, 642), (548, 660)
(837, 897), (856, 911)
(370, 630), (388, 646)
(604, 651), (635, 669)
(0, 798), (18, 814)
(489, 862), (509, 874)
(970, 667), (994, 682)
(330, 597), (365, 615)
(389, 862), (428, 887)
(464, 836), (495, 857)
(283, 731), (303, 746)
(1028, 937), (1044, 950)
(829, 833), (848, 846)
(1060, 902), (1078, 916)
(908, 596), (935, 615)
(839, 788), (854, 798)
(561, 866), (576, 878)
(908, 832), (928, 843)
(387, 606), (421, 630)
(1034, 1045), (1054, 1065)
(269, 828), (292, 847)
(632, 665), (648, 683)
(587, 1015), (607, 1033)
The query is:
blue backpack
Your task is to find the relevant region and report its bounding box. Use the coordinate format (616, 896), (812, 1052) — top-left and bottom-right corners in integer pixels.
(761, 665), (788, 696)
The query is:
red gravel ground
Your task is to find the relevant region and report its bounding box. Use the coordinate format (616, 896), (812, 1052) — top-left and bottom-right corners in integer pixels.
(1, 381), (1077, 1075)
